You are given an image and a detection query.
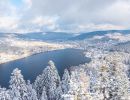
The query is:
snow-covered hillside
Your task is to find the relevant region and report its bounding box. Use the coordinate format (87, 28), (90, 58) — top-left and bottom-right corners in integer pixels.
(0, 30), (130, 100)
(0, 36), (73, 64)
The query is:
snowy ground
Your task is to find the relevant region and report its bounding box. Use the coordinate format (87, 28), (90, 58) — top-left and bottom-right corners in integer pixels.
(0, 37), (73, 64)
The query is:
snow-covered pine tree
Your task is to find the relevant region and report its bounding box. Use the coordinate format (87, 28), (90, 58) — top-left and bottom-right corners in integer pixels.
(33, 74), (43, 99)
(55, 84), (63, 100)
(61, 69), (70, 94)
(107, 62), (130, 100)
(26, 80), (38, 100)
(92, 58), (130, 100)
(34, 60), (61, 100)
(95, 64), (110, 100)
(41, 87), (48, 100)
(9, 68), (29, 100)
(0, 86), (12, 100)
(62, 68), (91, 100)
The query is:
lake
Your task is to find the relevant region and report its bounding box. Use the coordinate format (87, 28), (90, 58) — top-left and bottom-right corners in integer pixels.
(0, 48), (91, 87)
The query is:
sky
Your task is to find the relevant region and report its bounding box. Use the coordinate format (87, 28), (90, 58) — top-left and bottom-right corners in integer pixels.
(0, 0), (130, 33)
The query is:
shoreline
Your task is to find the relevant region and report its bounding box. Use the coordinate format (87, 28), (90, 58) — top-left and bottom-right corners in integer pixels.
(0, 47), (74, 65)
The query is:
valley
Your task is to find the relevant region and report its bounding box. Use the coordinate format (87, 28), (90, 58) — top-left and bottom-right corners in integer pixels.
(1, 30), (130, 100)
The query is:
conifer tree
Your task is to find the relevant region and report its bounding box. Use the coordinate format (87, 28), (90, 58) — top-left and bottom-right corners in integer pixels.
(9, 68), (29, 100)
(34, 61), (61, 100)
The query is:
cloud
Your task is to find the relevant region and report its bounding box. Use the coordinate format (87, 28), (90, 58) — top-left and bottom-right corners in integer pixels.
(77, 24), (126, 32)
(22, 0), (32, 8)
(32, 16), (58, 27)
(0, 16), (18, 31)
(0, 0), (130, 33)
(96, 0), (130, 25)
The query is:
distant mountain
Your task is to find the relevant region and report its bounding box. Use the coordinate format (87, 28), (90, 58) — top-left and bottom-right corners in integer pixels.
(14, 32), (75, 41)
(1, 30), (130, 41)
(70, 30), (130, 40)
(1, 32), (76, 42)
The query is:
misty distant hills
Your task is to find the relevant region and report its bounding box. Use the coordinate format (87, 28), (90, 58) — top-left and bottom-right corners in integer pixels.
(70, 30), (130, 40)
(0, 32), (75, 41)
(15, 32), (75, 41)
(1, 30), (130, 41)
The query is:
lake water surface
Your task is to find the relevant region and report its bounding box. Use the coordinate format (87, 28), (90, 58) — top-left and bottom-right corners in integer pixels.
(0, 48), (91, 87)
